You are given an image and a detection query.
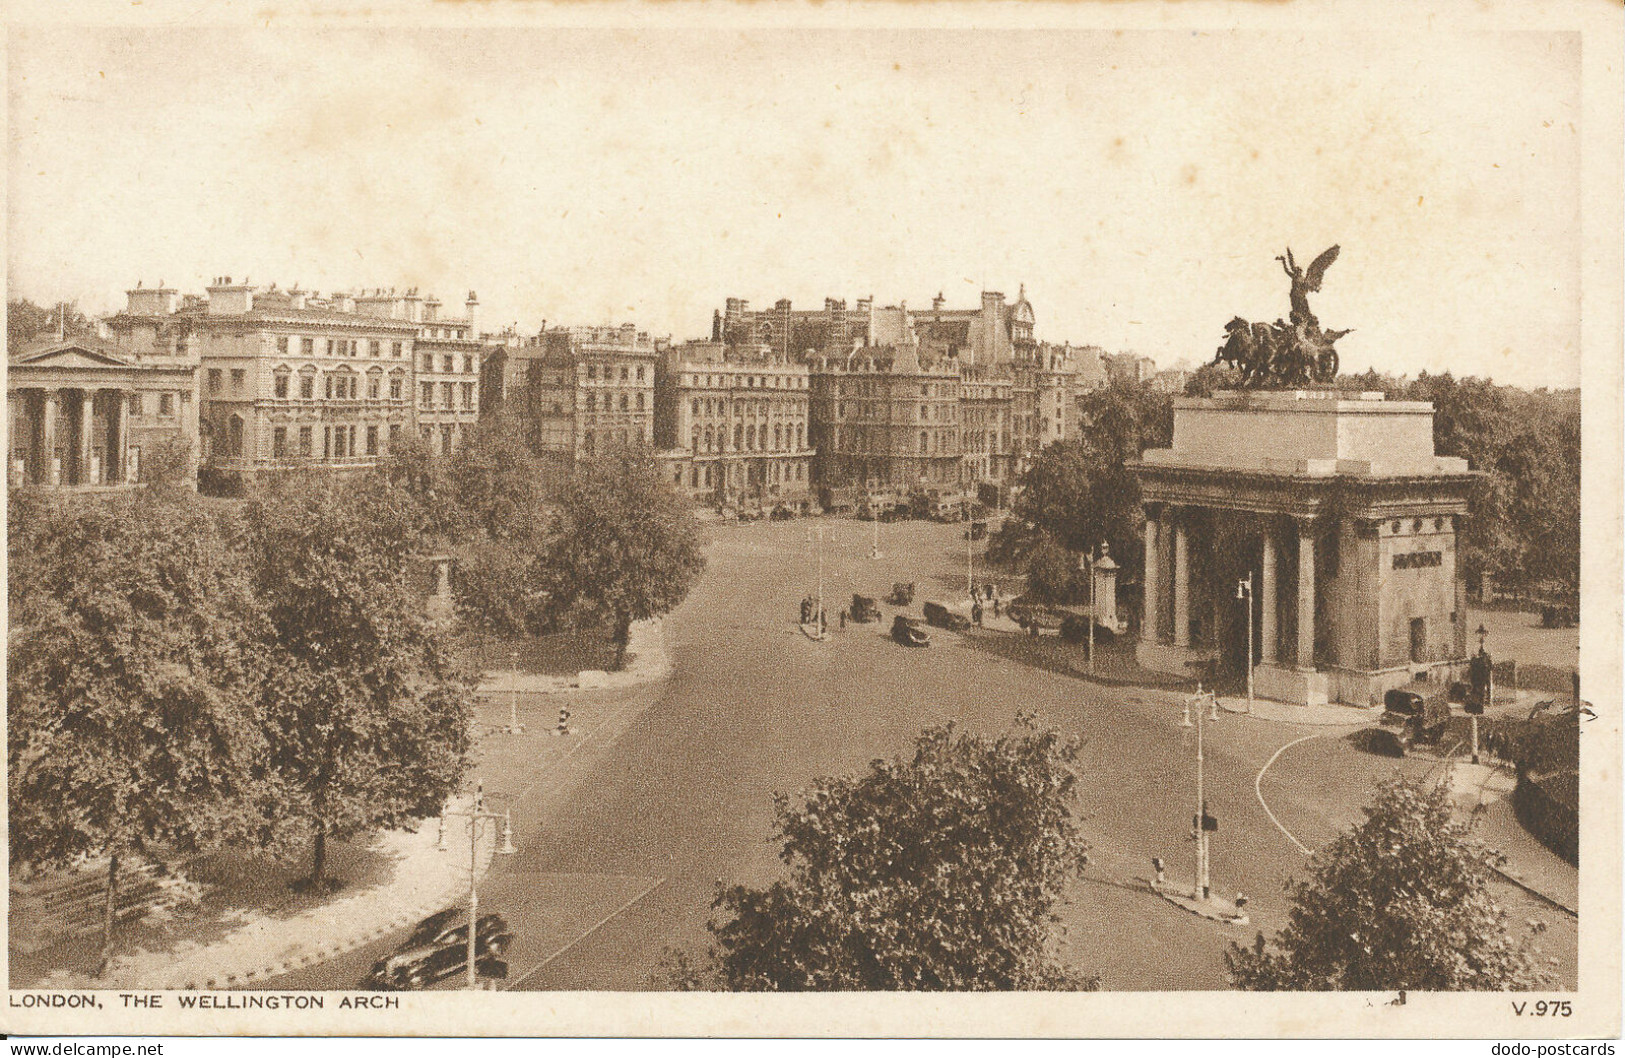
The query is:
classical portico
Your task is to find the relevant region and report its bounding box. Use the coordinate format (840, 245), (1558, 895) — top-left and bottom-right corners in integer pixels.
(7, 338), (199, 489)
(1131, 390), (1478, 707)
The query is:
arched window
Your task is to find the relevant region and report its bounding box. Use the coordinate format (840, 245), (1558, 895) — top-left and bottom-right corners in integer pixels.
(228, 415), (245, 458)
(774, 424), (783, 450)
(746, 424), (756, 450)
(921, 431), (929, 453)
(691, 426), (701, 452)
(733, 424), (743, 449)
(704, 426), (714, 452)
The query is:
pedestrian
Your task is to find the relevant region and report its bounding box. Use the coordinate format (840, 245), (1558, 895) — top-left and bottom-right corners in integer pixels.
(820, 609), (828, 635)
(993, 597), (1001, 618)
(972, 601), (983, 627)
(840, 608), (847, 630)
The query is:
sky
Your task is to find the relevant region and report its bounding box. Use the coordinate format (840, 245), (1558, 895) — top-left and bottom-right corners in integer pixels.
(7, 27), (1582, 388)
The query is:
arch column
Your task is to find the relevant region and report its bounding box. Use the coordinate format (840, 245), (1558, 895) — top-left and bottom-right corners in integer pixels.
(42, 389), (61, 485)
(1295, 517), (1317, 671)
(1260, 524), (1278, 664)
(77, 389), (95, 485)
(1141, 508), (1162, 644)
(1172, 509), (1191, 648)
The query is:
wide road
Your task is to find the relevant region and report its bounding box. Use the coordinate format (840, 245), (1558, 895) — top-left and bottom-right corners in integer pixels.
(275, 517), (1576, 992)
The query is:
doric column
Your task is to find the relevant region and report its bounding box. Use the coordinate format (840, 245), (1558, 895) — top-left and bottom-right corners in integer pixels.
(78, 390), (94, 485)
(42, 390), (60, 486)
(1173, 510), (1191, 648)
(1260, 525), (1278, 664)
(114, 390), (129, 483)
(1296, 518), (1317, 671)
(1142, 510), (1162, 644)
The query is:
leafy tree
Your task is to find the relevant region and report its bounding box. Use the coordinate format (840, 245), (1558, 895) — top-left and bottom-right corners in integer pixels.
(7, 297), (94, 355)
(694, 718), (1098, 991)
(1024, 533), (1081, 604)
(540, 446), (705, 668)
(7, 489), (269, 973)
(1227, 774), (1550, 991)
(242, 472), (475, 887)
(994, 379), (1172, 585)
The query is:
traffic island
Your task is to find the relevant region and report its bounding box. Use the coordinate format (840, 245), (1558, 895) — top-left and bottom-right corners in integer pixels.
(1150, 881), (1251, 926)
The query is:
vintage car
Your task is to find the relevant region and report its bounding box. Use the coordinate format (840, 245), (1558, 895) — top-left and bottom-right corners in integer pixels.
(850, 594), (882, 623)
(887, 582), (916, 606)
(362, 909), (514, 991)
(1382, 688), (1426, 717)
(892, 615), (931, 647)
(922, 601), (972, 632)
(1007, 598), (1065, 633)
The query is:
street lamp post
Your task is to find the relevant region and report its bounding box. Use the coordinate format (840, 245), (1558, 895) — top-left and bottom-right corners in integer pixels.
(1236, 576), (1254, 710)
(1188, 683), (1217, 901)
(1473, 623), (1490, 764)
(440, 781), (519, 990)
(506, 649), (525, 735)
(1079, 543), (1105, 674)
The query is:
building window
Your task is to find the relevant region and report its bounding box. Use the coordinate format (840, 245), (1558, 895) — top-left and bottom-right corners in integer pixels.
(392, 341), (404, 357)
(208, 369), (222, 393)
(422, 353), (434, 372)
(326, 339), (336, 356)
(389, 424), (401, 447)
(301, 337), (315, 355)
(442, 382), (454, 408)
(231, 368), (245, 388)
(585, 393), (596, 411)
(159, 393), (175, 417)
(587, 365), (597, 380)
(620, 394), (629, 411)
(228, 416), (245, 458)
(463, 355), (474, 373)
(620, 366), (629, 382)
(442, 354), (454, 373)
(390, 375), (403, 400)
(636, 366), (645, 381)
(636, 392), (645, 411)
(461, 382), (474, 409)
(274, 374), (289, 399)
(129, 393), (144, 416)
(368, 375), (381, 399)
(366, 425), (379, 456)
(299, 425), (313, 456)
(277, 336), (290, 355)
(421, 382), (434, 408)
(300, 376), (315, 400)
(370, 340), (381, 357)
(440, 425), (454, 456)
(692, 398), (701, 417)
(324, 375), (335, 400)
(272, 427), (287, 458)
(583, 430), (595, 454)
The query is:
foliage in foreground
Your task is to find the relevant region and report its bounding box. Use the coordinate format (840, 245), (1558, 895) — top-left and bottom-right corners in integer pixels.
(7, 487), (270, 971)
(1226, 774), (1551, 991)
(676, 717), (1097, 991)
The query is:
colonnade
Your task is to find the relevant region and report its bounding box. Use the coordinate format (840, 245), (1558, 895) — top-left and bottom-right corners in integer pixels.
(1141, 505), (1318, 672)
(9, 386), (132, 488)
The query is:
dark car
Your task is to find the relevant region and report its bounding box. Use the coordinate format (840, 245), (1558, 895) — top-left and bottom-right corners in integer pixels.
(892, 614), (931, 647)
(922, 601), (972, 632)
(850, 594), (882, 623)
(887, 582), (916, 606)
(362, 909), (514, 991)
(1383, 688), (1425, 717)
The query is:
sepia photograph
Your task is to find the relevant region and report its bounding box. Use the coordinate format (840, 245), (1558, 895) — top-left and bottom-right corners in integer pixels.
(4, 0), (1620, 1041)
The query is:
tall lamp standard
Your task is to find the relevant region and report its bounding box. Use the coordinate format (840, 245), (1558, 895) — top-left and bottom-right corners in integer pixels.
(1473, 623), (1490, 764)
(1236, 575), (1255, 710)
(1180, 684), (1220, 901)
(439, 782), (519, 990)
(1079, 543), (1106, 674)
(505, 648), (525, 735)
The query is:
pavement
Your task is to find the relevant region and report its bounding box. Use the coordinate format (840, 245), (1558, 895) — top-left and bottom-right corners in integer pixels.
(1216, 695), (1378, 727)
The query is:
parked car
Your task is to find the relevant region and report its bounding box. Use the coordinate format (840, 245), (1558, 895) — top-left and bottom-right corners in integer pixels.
(887, 582), (916, 606)
(922, 601), (972, 632)
(1007, 598), (1064, 632)
(850, 594), (882, 623)
(1383, 688), (1425, 717)
(892, 614), (931, 647)
(362, 909), (514, 991)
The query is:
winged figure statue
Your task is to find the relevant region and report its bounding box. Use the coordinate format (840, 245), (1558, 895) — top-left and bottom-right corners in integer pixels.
(1212, 245), (1348, 387)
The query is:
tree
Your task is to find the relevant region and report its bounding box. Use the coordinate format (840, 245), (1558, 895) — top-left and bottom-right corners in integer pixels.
(1226, 774), (1551, 991)
(242, 472), (474, 887)
(1024, 533), (1081, 604)
(7, 297), (93, 355)
(694, 718), (1098, 991)
(540, 446), (706, 668)
(7, 489), (270, 973)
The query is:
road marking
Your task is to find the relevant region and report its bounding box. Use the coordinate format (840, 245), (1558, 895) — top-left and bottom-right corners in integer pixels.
(506, 689), (659, 813)
(1255, 733), (1322, 856)
(503, 877), (667, 989)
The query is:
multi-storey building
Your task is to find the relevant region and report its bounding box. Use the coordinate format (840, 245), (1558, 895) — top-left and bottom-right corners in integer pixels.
(353, 289), (482, 456)
(104, 279), (431, 478)
(808, 329), (962, 490)
(653, 340), (813, 505)
(1104, 351), (1158, 386)
(479, 323), (659, 469)
(958, 363), (1014, 485)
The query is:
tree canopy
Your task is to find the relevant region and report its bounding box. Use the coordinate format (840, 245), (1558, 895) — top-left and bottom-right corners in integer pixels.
(690, 718), (1098, 991)
(7, 297), (94, 355)
(1227, 774), (1551, 991)
(7, 487), (270, 970)
(540, 446), (706, 667)
(241, 472), (475, 886)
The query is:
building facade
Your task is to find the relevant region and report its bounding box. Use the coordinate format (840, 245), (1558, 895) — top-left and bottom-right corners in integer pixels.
(1131, 389), (1478, 707)
(654, 340), (813, 505)
(105, 279), (436, 477)
(480, 323), (659, 467)
(7, 335), (199, 489)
